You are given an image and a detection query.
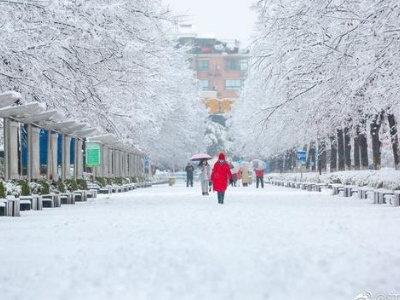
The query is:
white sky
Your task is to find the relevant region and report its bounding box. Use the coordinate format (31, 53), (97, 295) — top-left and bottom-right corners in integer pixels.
(164, 0), (257, 47)
(1, 171), (400, 300)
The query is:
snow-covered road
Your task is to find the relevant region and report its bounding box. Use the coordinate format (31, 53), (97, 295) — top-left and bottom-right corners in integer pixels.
(1, 182), (399, 300)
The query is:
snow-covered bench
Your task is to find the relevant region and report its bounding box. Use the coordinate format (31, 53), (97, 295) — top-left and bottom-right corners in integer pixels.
(59, 192), (74, 205)
(73, 190), (88, 202)
(330, 184), (345, 195)
(342, 185), (359, 197)
(373, 189), (394, 204)
(5, 196), (20, 216)
(0, 200), (8, 216)
(41, 194), (61, 207)
(20, 195), (43, 210)
(358, 186), (374, 199)
(86, 189), (98, 198)
(392, 191), (400, 207)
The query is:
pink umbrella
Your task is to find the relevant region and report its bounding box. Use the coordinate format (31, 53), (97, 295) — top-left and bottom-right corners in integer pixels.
(190, 153), (212, 161)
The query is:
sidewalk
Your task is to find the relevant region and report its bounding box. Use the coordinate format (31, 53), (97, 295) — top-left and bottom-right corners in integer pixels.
(1, 182), (399, 300)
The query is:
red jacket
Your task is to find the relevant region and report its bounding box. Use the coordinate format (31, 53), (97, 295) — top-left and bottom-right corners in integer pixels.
(255, 169), (265, 177)
(211, 161), (233, 192)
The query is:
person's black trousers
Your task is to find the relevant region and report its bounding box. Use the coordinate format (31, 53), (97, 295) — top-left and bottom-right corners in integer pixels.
(217, 191), (225, 204)
(256, 177), (264, 188)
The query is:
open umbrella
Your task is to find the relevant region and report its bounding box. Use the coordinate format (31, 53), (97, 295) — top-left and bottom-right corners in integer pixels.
(251, 159), (266, 171)
(190, 153), (212, 161)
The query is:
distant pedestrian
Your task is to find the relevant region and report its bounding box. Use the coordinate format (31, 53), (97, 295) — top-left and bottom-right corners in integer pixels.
(211, 153), (233, 204)
(241, 165), (250, 187)
(231, 173), (237, 187)
(254, 169), (264, 188)
(185, 162), (194, 187)
(198, 159), (211, 195)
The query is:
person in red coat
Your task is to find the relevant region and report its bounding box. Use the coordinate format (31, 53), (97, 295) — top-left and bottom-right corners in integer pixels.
(254, 169), (265, 188)
(211, 152), (233, 204)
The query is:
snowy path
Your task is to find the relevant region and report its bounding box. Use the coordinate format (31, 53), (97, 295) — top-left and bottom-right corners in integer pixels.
(1, 182), (399, 300)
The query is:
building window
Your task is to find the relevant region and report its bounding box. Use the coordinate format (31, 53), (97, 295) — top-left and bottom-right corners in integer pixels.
(197, 60), (209, 72)
(224, 79), (242, 90)
(240, 59), (248, 71)
(198, 79), (210, 90)
(224, 59), (241, 71)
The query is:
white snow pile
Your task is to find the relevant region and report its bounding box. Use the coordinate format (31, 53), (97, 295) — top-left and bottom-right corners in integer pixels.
(267, 168), (400, 189)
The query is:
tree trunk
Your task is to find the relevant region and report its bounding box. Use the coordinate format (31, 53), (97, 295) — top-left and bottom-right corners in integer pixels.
(308, 143), (316, 171)
(387, 114), (400, 170)
(284, 150), (293, 172)
(318, 141), (326, 175)
(353, 134), (360, 170)
(330, 137), (337, 172)
(370, 114), (382, 170)
(292, 149), (297, 171)
(337, 129), (345, 171)
(344, 127), (351, 170)
(359, 132), (369, 169)
(278, 156), (284, 174)
(270, 158), (277, 173)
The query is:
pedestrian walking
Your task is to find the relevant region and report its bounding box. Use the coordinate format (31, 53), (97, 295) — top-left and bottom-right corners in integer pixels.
(198, 159), (211, 195)
(241, 165), (250, 187)
(255, 169), (265, 188)
(185, 162), (194, 187)
(211, 153), (233, 204)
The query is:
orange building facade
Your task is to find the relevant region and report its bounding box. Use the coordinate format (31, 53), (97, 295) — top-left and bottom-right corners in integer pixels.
(179, 37), (249, 114)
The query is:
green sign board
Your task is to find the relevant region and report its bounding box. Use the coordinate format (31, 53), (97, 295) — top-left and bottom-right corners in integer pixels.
(86, 142), (101, 167)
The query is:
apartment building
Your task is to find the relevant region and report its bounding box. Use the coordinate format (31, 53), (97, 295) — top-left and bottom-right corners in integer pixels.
(178, 34), (249, 115)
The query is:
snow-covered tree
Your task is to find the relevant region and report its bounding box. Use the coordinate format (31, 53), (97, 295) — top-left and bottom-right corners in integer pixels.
(0, 0), (207, 168)
(230, 0), (400, 170)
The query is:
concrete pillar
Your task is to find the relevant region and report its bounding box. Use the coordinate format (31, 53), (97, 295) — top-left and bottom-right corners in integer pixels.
(118, 151), (122, 177)
(128, 153), (135, 177)
(62, 135), (71, 180)
(108, 148), (113, 177)
(112, 149), (118, 177)
(116, 150), (121, 177)
(123, 152), (128, 177)
(74, 138), (83, 179)
(133, 154), (138, 177)
(27, 124), (40, 181)
(99, 145), (106, 177)
(47, 132), (58, 181)
(4, 119), (19, 180)
(119, 151), (124, 177)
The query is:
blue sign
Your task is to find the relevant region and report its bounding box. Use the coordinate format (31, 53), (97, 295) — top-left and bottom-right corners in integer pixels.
(297, 150), (307, 163)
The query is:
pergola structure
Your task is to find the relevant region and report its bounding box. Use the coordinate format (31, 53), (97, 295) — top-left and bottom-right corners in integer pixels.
(0, 91), (145, 182)
(88, 134), (145, 179)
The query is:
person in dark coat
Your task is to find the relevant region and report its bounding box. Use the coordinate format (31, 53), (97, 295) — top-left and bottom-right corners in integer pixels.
(211, 152), (233, 204)
(185, 162), (194, 187)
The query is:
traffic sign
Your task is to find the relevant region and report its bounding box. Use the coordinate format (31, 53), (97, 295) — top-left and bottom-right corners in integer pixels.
(297, 150), (307, 163)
